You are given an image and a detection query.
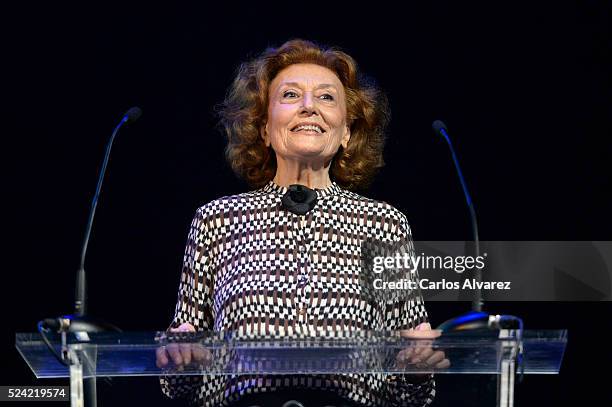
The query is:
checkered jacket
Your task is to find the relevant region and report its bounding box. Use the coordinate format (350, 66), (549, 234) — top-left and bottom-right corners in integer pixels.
(160, 180), (435, 406)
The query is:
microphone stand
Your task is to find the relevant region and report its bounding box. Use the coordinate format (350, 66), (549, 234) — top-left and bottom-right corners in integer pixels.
(432, 120), (523, 336)
(37, 107), (141, 407)
(433, 120), (482, 312)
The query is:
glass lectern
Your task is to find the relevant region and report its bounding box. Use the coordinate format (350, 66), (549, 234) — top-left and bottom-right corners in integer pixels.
(16, 329), (567, 407)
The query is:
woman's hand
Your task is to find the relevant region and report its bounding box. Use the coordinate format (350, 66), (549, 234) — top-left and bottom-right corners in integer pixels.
(155, 322), (212, 370)
(396, 323), (450, 375)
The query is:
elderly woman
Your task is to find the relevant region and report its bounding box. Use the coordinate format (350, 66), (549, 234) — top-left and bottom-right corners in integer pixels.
(157, 39), (447, 407)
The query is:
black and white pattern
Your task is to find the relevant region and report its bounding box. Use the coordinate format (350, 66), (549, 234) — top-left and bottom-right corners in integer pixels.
(160, 180), (435, 406)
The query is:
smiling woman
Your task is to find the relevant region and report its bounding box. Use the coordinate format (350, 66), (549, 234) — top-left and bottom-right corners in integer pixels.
(265, 63), (351, 187)
(219, 39), (389, 191)
(157, 39), (447, 407)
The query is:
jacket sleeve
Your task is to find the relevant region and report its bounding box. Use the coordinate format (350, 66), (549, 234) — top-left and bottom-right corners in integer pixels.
(383, 212), (436, 407)
(159, 207), (216, 403)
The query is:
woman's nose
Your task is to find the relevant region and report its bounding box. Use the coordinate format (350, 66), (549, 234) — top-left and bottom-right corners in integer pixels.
(299, 92), (316, 114)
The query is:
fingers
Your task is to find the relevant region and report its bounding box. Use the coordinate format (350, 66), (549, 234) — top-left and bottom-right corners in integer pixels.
(170, 323), (196, 365)
(395, 347), (413, 368)
(414, 350), (451, 370)
(166, 343), (183, 366)
(397, 345), (450, 371)
(397, 347), (414, 362)
(191, 344), (212, 364)
(422, 350), (444, 365)
(157, 323), (204, 370)
(155, 345), (194, 369)
(156, 344), (210, 369)
(397, 323), (441, 369)
(421, 349), (451, 369)
(179, 343), (192, 365)
(191, 344), (205, 363)
(414, 345), (434, 359)
(435, 358), (451, 369)
(155, 346), (169, 368)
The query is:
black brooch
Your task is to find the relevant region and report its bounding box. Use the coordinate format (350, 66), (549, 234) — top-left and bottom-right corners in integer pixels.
(281, 184), (318, 215)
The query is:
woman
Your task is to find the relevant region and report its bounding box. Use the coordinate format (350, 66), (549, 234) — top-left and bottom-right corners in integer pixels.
(156, 39), (448, 407)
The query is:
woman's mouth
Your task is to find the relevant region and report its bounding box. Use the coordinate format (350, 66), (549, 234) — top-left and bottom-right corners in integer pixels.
(290, 123), (326, 135)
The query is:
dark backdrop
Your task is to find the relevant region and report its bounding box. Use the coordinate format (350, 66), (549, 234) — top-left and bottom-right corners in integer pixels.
(3, 1), (611, 406)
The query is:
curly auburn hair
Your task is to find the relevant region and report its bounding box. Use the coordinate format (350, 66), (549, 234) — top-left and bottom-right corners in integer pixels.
(217, 39), (390, 191)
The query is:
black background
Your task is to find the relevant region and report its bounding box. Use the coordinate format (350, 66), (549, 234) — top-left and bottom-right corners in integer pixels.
(2, 1), (611, 405)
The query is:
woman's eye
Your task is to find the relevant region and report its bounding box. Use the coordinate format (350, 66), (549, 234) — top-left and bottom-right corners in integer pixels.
(283, 91), (298, 98)
(320, 93), (334, 101)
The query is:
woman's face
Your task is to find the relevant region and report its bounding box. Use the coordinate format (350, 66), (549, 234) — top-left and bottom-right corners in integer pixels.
(264, 63), (350, 164)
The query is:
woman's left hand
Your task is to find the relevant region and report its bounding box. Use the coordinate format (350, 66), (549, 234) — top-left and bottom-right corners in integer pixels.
(396, 323), (451, 375)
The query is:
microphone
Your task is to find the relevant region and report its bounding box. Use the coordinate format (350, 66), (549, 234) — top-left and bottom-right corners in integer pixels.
(124, 106), (143, 124)
(432, 120), (482, 313)
(281, 184), (318, 215)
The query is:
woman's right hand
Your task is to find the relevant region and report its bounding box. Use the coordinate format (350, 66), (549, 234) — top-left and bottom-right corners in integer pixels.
(155, 322), (212, 369)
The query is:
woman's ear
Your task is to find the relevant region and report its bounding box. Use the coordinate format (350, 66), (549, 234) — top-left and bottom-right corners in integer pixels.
(341, 124), (351, 149)
(261, 123), (270, 147)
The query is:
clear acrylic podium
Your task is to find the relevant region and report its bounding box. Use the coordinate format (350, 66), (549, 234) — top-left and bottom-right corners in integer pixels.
(16, 329), (567, 407)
